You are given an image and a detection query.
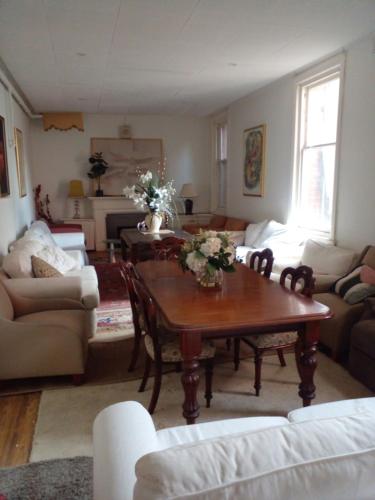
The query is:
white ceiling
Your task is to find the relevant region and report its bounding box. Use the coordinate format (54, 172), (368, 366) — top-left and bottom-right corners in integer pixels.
(1, 0), (375, 116)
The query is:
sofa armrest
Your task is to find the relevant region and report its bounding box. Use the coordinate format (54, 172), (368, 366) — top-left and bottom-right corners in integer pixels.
(52, 232), (85, 249)
(12, 295), (84, 317)
(313, 274), (341, 293)
(93, 402), (159, 500)
(2, 276), (83, 302)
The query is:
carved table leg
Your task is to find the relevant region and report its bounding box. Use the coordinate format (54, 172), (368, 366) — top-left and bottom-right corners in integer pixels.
(180, 332), (202, 425)
(296, 321), (319, 407)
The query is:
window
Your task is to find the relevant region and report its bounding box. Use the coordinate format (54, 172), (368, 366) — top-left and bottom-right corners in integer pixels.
(292, 66), (342, 239)
(215, 122), (227, 210)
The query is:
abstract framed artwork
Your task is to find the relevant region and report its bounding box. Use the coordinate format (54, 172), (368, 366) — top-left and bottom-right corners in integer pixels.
(90, 137), (164, 196)
(14, 127), (26, 197)
(243, 124), (266, 197)
(0, 115), (10, 197)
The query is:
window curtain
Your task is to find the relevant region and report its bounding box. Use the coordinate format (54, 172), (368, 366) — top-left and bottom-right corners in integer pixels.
(42, 113), (84, 131)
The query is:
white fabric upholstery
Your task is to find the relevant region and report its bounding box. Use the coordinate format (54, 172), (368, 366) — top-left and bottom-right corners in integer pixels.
(302, 239), (357, 276)
(134, 412), (375, 500)
(288, 397), (375, 422)
(52, 231), (85, 248)
(252, 219), (288, 247)
(93, 397), (375, 500)
(244, 220), (268, 247)
(36, 245), (77, 274)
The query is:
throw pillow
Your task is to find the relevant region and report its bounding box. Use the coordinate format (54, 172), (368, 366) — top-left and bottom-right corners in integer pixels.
(31, 255), (63, 278)
(25, 220), (57, 247)
(244, 220), (268, 247)
(252, 220), (288, 248)
(361, 265), (375, 285)
(335, 266), (375, 305)
(36, 245), (76, 274)
(302, 239), (356, 276)
(2, 249), (34, 278)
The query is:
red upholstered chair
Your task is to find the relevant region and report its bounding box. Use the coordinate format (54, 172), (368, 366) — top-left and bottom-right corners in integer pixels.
(236, 265), (315, 396)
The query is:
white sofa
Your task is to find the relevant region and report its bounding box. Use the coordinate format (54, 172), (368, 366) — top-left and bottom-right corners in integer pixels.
(1, 220), (99, 322)
(235, 220), (357, 292)
(93, 397), (375, 500)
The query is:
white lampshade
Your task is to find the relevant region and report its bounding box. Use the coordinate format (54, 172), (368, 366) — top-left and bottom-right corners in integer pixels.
(180, 183), (198, 198)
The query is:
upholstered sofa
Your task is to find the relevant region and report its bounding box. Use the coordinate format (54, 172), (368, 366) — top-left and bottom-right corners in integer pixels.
(1, 220), (99, 324)
(182, 214), (248, 235)
(349, 298), (375, 391)
(93, 398), (375, 500)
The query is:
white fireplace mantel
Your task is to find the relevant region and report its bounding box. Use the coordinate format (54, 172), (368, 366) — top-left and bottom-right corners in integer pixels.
(88, 197), (145, 251)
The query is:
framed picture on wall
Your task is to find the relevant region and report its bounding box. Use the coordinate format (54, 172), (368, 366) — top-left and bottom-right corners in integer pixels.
(14, 127), (26, 197)
(243, 124), (266, 197)
(90, 137), (164, 196)
(0, 115), (10, 197)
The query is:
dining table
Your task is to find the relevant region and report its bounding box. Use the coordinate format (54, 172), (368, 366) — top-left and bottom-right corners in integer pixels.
(135, 260), (332, 425)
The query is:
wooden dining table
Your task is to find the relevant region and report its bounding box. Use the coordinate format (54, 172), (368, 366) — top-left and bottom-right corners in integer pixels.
(136, 260), (332, 424)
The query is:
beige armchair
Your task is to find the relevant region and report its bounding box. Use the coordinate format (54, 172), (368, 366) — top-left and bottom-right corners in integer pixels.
(0, 280), (90, 381)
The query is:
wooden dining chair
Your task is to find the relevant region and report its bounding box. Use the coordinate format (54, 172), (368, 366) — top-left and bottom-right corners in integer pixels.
(230, 248), (275, 353)
(119, 261), (144, 372)
(133, 277), (216, 414)
(151, 236), (185, 261)
(236, 265), (315, 396)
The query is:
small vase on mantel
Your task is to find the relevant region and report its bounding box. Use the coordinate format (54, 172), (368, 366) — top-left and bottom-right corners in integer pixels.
(197, 267), (223, 289)
(145, 212), (163, 233)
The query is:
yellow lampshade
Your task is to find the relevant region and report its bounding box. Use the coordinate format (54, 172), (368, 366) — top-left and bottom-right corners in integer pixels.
(68, 180), (85, 198)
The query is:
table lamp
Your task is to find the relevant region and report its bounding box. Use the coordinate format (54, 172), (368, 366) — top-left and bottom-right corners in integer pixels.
(180, 183), (198, 215)
(68, 180), (85, 219)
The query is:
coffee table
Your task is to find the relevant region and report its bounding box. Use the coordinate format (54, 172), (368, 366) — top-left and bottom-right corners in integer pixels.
(120, 228), (191, 263)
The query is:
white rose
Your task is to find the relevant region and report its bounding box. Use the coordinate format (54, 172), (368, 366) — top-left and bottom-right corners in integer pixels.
(200, 237), (222, 257)
(186, 252), (207, 273)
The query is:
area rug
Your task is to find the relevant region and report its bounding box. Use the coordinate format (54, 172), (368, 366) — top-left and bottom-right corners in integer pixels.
(0, 456), (92, 500)
(30, 352), (373, 461)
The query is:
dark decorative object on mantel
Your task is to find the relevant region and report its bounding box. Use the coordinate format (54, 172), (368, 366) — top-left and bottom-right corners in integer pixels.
(87, 152), (108, 197)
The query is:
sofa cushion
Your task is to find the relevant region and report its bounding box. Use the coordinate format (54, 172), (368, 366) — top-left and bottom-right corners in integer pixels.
(31, 256), (63, 278)
(26, 221), (57, 248)
(351, 321), (375, 359)
(361, 245), (375, 269)
(134, 412), (375, 500)
(302, 239), (356, 276)
(244, 220), (268, 247)
(0, 280), (14, 321)
(254, 220), (289, 247)
(210, 214), (227, 229)
(335, 265), (375, 305)
(36, 245), (77, 274)
(224, 217), (247, 231)
(288, 397), (375, 422)
(2, 249), (35, 278)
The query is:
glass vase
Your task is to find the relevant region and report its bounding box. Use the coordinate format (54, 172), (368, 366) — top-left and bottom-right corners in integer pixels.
(197, 268), (223, 289)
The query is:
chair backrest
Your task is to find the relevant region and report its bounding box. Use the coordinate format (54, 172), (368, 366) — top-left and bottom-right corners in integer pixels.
(249, 248), (274, 278)
(132, 278), (161, 361)
(280, 265), (315, 297)
(151, 237), (185, 261)
(119, 262), (142, 337)
(0, 280), (14, 321)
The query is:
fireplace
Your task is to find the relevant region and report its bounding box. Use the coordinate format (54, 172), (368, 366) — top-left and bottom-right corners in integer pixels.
(106, 212), (145, 239)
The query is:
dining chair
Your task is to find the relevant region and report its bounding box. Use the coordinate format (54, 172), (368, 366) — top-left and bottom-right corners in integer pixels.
(151, 236), (185, 261)
(236, 265), (315, 396)
(230, 248), (275, 353)
(133, 277), (216, 414)
(120, 262), (144, 372)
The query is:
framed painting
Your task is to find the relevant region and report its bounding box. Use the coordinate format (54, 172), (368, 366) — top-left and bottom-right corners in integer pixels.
(14, 127), (26, 197)
(0, 115), (10, 197)
(90, 138), (164, 196)
(243, 124), (266, 197)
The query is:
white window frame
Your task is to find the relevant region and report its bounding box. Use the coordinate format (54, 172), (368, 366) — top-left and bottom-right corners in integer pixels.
(291, 54), (345, 242)
(211, 112), (228, 214)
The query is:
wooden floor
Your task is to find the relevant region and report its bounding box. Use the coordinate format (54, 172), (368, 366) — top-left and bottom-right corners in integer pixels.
(0, 392), (40, 467)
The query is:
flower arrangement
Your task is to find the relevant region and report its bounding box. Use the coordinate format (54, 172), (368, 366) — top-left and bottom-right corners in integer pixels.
(179, 230), (236, 287)
(123, 170), (176, 215)
(123, 170), (176, 232)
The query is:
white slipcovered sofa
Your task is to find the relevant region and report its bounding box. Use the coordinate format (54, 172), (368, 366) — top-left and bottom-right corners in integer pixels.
(93, 397), (375, 500)
(235, 219), (357, 292)
(1, 220), (99, 329)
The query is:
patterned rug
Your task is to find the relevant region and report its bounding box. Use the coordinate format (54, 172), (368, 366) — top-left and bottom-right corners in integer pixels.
(91, 261), (135, 343)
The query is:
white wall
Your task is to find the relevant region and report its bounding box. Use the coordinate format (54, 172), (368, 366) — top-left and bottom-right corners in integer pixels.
(30, 114), (211, 220)
(0, 83), (34, 261)
(227, 34), (375, 252)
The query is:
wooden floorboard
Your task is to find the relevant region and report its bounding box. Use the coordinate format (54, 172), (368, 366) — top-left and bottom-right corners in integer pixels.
(0, 392), (40, 467)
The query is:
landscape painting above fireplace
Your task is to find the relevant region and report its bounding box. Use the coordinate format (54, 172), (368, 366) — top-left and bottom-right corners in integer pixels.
(90, 138), (163, 196)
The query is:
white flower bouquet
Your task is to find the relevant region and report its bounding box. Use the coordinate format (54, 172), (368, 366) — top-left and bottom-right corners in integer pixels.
(179, 230), (236, 287)
(123, 170), (176, 217)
